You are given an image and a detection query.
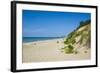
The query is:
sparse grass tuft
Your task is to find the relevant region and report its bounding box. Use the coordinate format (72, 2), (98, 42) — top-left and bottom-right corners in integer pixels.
(57, 41), (59, 43)
(74, 50), (78, 54)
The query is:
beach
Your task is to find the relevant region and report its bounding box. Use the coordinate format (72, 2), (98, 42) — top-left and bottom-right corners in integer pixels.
(22, 38), (91, 63)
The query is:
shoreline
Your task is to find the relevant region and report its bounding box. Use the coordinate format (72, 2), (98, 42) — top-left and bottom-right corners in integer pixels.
(23, 38), (64, 45)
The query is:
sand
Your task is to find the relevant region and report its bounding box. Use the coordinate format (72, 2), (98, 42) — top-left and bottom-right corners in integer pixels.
(22, 38), (91, 63)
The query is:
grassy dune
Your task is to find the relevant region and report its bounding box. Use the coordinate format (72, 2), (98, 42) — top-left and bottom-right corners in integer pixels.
(62, 19), (91, 54)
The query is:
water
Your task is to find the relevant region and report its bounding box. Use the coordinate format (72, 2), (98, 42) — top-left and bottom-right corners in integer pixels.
(23, 37), (64, 43)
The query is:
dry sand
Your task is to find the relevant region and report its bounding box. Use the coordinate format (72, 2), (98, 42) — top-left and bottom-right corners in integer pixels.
(22, 38), (91, 63)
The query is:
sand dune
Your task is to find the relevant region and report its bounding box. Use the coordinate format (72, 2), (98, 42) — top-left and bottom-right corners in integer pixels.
(22, 38), (90, 63)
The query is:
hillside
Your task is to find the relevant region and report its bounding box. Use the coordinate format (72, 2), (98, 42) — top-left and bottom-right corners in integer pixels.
(62, 19), (91, 54)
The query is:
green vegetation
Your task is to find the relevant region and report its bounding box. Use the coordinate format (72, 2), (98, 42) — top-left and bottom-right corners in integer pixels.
(76, 19), (91, 30)
(62, 45), (74, 54)
(62, 19), (91, 54)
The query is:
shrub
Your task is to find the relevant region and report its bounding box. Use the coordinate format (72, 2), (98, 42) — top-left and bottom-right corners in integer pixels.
(62, 45), (74, 54)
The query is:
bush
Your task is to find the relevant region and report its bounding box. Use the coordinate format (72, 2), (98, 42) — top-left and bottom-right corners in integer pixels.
(63, 45), (74, 54)
(68, 45), (74, 51)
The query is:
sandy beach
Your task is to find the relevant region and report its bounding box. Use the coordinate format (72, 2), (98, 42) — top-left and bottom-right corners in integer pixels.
(22, 38), (91, 63)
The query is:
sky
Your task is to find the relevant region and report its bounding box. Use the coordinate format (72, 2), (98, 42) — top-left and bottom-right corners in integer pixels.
(22, 10), (91, 37)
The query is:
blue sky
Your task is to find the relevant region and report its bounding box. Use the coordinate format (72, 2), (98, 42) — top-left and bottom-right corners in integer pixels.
(22, 10), (91, 37)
